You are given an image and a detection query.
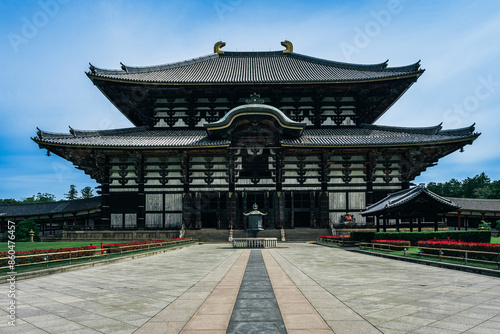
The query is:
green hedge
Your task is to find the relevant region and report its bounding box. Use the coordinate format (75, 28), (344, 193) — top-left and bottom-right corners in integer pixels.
(350, 231), (376, 243)
(370, 231), (491, 246)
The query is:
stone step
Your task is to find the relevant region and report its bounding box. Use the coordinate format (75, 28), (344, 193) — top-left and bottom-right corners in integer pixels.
(184, 228), (330, 243)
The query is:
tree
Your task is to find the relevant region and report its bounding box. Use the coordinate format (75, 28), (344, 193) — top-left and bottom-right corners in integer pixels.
(462, 172), (490, 198)
(2, 218), (40, 242)
(426, 173), (500, 199)
(0, 198), (19, 205)
(80, 186), (94, 199)
(65, 185), (78, 200)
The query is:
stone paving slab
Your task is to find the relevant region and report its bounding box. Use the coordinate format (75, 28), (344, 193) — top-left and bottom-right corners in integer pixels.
(271, 243), (500, 334)
(0, 244), (239, 334)
(226, 250), (286, 334)
(3, 242), (500, 333)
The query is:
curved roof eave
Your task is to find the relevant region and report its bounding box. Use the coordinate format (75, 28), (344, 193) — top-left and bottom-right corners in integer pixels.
(86, 71), (424, 86)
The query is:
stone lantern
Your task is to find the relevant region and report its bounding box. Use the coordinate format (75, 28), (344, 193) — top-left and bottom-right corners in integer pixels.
(244, 203), (266, 238)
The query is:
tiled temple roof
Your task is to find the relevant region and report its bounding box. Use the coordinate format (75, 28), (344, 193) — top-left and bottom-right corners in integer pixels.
(0, 197), (101, 218)
(361, 186), (459, 216)
(445, 197), (500, 213)
(33, 124), (478, 149)
(87, 51), (423, 84)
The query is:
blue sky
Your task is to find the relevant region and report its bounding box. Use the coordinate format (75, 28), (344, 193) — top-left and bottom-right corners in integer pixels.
(1, 0), (499, 200)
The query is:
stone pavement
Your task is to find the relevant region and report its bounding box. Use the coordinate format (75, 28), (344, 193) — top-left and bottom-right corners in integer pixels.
(1, 243), (500, 333)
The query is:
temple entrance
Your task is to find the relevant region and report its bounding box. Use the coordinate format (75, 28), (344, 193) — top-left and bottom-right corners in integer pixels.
(201, 212), (218, 228)
(246, 192), (266, 211)
(293, 192), (311, 227)
(199, 192), (220, 228)
(294, 211), (310, 227)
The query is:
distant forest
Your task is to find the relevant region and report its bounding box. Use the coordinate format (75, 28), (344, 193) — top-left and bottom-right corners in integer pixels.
(425, 173), (500, 199)
(0, 185), (95, 205)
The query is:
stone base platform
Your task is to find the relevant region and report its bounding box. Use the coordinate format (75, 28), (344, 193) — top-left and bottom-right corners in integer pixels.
(232, 238), (278, 248)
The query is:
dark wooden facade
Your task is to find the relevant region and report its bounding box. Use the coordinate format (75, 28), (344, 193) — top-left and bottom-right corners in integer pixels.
(33, 41), (479, 230)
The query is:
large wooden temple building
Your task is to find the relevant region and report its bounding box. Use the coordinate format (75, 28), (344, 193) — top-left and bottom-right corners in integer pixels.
(33, 41), (479, 230)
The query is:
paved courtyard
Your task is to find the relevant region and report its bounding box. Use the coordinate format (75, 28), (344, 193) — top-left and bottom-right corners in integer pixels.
(2, 243), (500, 333)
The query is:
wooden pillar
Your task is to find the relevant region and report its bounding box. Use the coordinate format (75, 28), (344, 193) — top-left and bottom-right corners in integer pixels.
(217, 192), (221, 229)
(49, 215), (53, 235)
(231, 192), (238, 229)
(264, 192), (269, 229)
(418, 217), (422, 232)
(310, 191), (316, 228)
(396, 217), (400, 232)
(410, 217), (414, 232)
(376, 216), (380, 232)
(383, 217), (387, 232)
(457, 210), (461, 230)
(434, 215), (438, 231)
(273, 192), (280, 228)
(278, 192), (285, 228)
(195, 192), (202, 229)
(243, 192), (248, 229)
(100, 156), (111, 229)
(366, 162), (374, 206)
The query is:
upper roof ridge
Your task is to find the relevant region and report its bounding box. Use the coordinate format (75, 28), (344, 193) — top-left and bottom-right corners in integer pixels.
(361, 123), (442, 135)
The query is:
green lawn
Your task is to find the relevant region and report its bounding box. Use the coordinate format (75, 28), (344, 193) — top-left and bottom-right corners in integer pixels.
(0, 240), (194, 274)
(361, 246), (500, 270)
(0, 241), (121, 253)
(491, 237), (500, 244)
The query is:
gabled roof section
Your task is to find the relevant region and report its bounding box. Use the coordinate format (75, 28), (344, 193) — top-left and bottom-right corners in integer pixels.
(33, 127), (230, 148)
(361, 186), (459, 216)
(33, 123), (478, 149)
(282, 123), (479, 147)
(205, 104), (306, 139)
(87, 50), (423, 85)
(0, 197), (101, 218)
(445, 197), (500, 213)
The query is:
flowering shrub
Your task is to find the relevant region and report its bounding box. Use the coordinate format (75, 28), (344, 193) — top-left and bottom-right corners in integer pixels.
(0, 238), (191, 267)
(417, 240), (500, 261)
(0, 246), (95, 267)
(320, 236), (351, 240)
(102, 238), (191, 254)
(372, 240), (410, 247)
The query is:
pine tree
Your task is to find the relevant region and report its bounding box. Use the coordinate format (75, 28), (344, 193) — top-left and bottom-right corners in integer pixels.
(65, 185), (78, 200)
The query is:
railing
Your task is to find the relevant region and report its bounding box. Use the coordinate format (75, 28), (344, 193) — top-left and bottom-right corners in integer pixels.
(0, 238), (192, 271)
(317, 237), (357, 246)
(358, 242), (500, 269)
(232, 238), (277, 248)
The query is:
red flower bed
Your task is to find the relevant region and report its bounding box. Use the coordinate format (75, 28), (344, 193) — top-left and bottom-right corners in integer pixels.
(102, 238), (190, 254)
(372, 240), (410, 247)
(417, 240), (500, 261)
(320, 236), (351, 241)
(0, 238), (191, 267)
(0, 246), (96, 267)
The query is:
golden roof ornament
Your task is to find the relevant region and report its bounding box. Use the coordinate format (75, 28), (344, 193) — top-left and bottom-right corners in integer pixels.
(214, 41), (226, 54)
(281, 40), (293, 53)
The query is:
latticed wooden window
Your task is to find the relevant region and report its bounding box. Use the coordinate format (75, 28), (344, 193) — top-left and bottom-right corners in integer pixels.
(241, 154), (270, 178)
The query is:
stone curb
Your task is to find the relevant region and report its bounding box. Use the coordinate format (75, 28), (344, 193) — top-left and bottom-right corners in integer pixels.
(0, 242), (196, 284)
(315, 242), (500, 278)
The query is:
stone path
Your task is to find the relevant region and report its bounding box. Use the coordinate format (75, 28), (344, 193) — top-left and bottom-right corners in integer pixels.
(1, 243), (500, 333)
